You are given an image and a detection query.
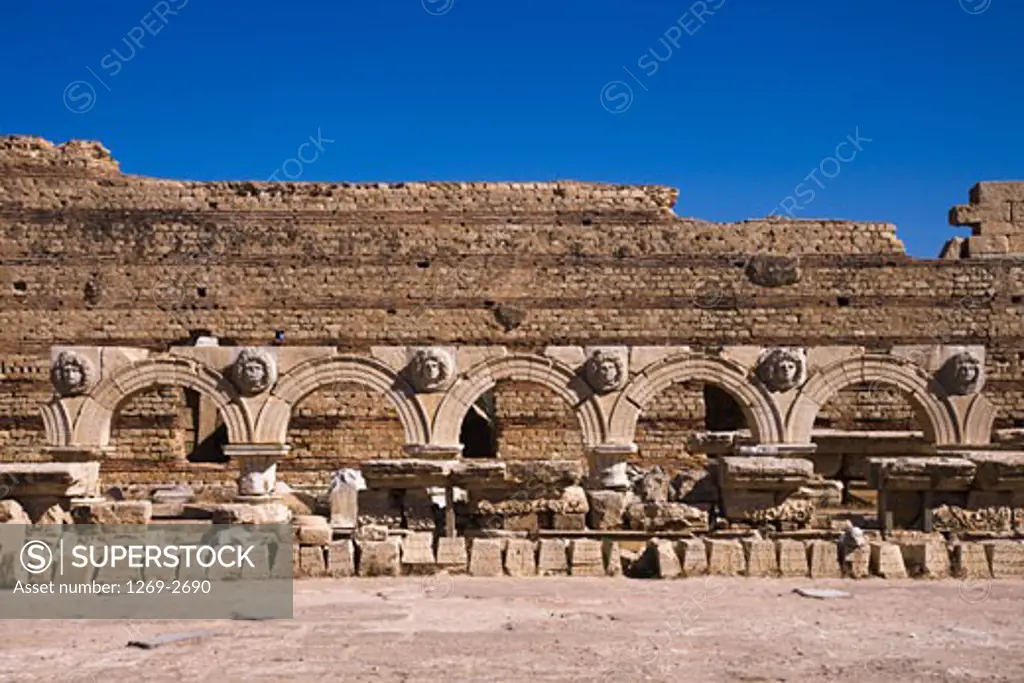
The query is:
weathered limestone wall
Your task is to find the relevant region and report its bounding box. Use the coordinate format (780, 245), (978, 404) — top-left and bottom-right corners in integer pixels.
(3, 136), (1024, 493)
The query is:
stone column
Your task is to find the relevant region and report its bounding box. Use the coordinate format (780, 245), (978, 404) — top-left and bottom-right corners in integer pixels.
(586, 444), (637, 490)
(224, 444), (291, 502)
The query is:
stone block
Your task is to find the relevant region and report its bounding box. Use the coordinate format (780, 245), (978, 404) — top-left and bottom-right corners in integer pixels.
(842, 545), (870, 579)
(0, 500), (30, 524)
(552, 513), (586, 531)
(869, 542), (908, 579)
(504, 539), (537, 577)
(71, 501), (152, 525)
(211, 503), (290, 525)
(586, 490), (628, 530)
(984, 541), (1024, 577)
(569, 539), (604, 577)
(297, 545), (327, 578)
(357, 539), (401, 577)
(776, 539), (809, 577)
(401, 532), (436, 574)
(469, 538), (504, 577)
(677, 538), (708, 577)
(296, 522), (332, 546)
(626, 502), (708, 532)
(603, 540), (623, 577)
(649, 539), (682, 579)
(718, 457), (814, 490)
(806, 540), (841, 578)
(705, 539), (744, 576)
(952, 543), (991, 579)
(899, 540), (950, 578)
(742, 539), (778, 577)
(326, 540), (355, 577)
(436, 537), (469, 573)
(503, 513), (539, 533)
(537, 539), (569, 576)
(329, 474), (359, 528)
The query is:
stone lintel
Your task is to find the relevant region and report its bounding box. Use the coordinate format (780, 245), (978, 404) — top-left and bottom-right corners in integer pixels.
(405, 444), (464, 460)
(361, 459), (457, 489)
(960, 451), (1024, 491)
(0, 462), (100, 498)
(223, 444), (292, 459)
(867, 457), (976, 491)
(733, 443), (818, 457)
(44, 446), (115, 463)
(718, 456), (815, 490)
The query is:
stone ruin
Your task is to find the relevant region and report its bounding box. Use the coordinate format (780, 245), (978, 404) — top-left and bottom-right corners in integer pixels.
(3, 135), (1024, 580)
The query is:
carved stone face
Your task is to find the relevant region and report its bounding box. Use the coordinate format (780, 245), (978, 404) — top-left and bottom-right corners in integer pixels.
(584, 351), (626, 393)
(756, 348), (806, 393)
(230, 348), (277, 396)
(941, 352), (983, 395)
(408, 348), (453, 392)
(51, 351), (94, 396)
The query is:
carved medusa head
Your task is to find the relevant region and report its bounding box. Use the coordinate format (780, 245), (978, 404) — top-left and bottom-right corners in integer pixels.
(584, 350), (626, 393)
(755, 348), (807, 393)
(51, 351), (95, 397)
(407, 348), (454, 393)
(939, 351), (984, 395)
(229, 347), (278, 396)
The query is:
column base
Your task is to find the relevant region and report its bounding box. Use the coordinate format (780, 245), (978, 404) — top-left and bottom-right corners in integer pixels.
(586, 444), (637, 490)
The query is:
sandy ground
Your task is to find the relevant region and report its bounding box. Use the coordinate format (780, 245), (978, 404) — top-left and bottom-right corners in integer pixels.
(0, 576), (1021, 682)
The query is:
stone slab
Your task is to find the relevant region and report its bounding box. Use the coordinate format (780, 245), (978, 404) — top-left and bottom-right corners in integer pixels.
(297, 545), (327, 578)
(984, 541), (1024, 577)
(469, 538), (504, 577)
(586, 490), (628, 530)
(296, 522), (332, 546)
(504, 539), (537, 577)
(842, 545), (871, 579)
(952, 543), (991, 579)
(776, 539), (810, 577)
(436, 537), (469, 573)
(0, 462), (100, 498)
(401, 532), (437, 574)
(357, 539), (401, 577)
(806, 540), (841, 578)
(899, 540), (950, 578)
(867, 457), (976, 491)
(718, 457), (814, 490)
(569, 539), (605, 577)
(677, 538), (708, 577)
(71, 501), (152, 525)
(537, 539), (569, 576)
(869, 542), (908, 579)
(705, 539), (744, 576)
(326, 540), (355, 577)
(742, 539), (779, 577)
(603, 540), (623, 577)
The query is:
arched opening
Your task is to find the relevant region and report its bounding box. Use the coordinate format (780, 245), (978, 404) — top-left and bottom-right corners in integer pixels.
(107, 386), (230, 495)
(483, 380), (586, 461)
(284, 381), (407, 487)
(634, 380), (750, 504)
(459, 390), (497, 458)
(811, 381), (931, 517)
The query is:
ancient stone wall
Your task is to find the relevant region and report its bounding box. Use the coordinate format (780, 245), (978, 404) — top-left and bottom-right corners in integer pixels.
(3, 137), (1024, 495)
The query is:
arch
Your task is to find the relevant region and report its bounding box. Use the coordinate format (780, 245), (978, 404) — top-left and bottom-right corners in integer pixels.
(256, 355), (430, 445)
(961, 392), (996, 446)
(787, 354), (959, 445)
(40, 400), (72, 447)
(72, 357), (252, 447)
(608, 353), (784, 444)
(432, 354), (606, 447)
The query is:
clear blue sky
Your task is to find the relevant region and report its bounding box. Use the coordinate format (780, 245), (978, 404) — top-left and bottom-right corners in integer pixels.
(2, 0), (1021, 257)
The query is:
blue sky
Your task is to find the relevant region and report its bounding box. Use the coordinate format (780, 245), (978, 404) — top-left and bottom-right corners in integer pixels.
(1, 0), (1021, 257)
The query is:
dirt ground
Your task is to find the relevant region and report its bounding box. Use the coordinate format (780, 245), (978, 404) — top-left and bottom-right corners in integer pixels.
(0, 576), (1021, 682)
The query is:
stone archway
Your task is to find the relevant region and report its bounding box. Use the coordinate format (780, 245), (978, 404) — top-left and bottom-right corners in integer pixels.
(432, 354), (606, 448)
(72, 357), (252, 447)
(40, 401), (73, 447)
(608, 353), (785, 445)
(961, 393), (996, 446)
(255, 355), (430, 446)
(786, 354), (959, 445)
